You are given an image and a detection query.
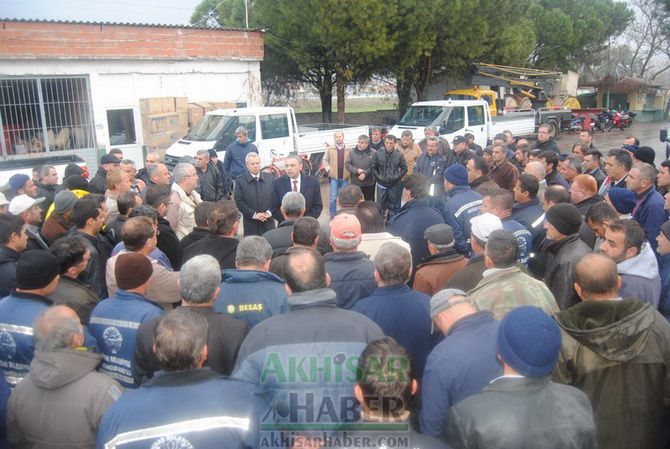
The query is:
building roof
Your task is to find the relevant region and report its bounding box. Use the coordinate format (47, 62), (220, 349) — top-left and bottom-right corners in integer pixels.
(581, 75), (668, 92)
(0, 17), (263, 32)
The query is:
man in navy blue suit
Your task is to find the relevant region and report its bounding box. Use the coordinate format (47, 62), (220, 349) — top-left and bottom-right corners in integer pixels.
(271, 155), (323, 222)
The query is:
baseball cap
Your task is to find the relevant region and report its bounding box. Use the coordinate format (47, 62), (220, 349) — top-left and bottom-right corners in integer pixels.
(8, 194), (45, 216)
(470, 213), (503, 243)
(424, 223), (454, 246)
(430, 288), (474, 333)
(330, 213), (361, 239)
(453, 136), (466, 145)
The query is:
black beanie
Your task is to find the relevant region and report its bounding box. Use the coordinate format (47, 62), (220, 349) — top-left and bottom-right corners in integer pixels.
(16, 250), (60, 290)
(545, 203), (582, 236)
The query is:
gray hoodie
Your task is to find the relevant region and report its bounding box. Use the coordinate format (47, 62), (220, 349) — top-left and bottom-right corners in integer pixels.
(7, 349), (122, 449)
(617, 242), (661, 308)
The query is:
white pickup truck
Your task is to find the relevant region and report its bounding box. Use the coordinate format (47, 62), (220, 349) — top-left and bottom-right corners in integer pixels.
(389, 99), (572, 148)
(164, 106), (369, 175)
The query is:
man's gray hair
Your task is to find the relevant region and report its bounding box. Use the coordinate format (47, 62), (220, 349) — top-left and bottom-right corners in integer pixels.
(564, 156), (583, 173)
(33, 306), (82, 351)
(425, 126), (438, 134)
(146, 151), (162, 162)
(401, 130), (413, 138)
(282, 191), (306, 217)
(331, 235), (361, 251)
(38, 165), (55, 178)
(374, 242), (411, 286)
(196, 149), (210, 161)
(120, 159), (136, 168)
(173, 162), (195, 184)
(245, 152), (260, 163)
(426, 136), (439, 145)
(235, 126), (248, 136)
(146, 163), (166, 180)
(180, 255), (221, 304)
(155, 308), (208, 372)
(236, 235), (273, 267)
(633, 162), (656, 183)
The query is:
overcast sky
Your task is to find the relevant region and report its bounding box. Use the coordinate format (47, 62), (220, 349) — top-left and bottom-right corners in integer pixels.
(0, 0), (203, 25)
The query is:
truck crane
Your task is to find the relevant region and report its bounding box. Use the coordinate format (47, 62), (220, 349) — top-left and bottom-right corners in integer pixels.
(445, 63), (581, 116)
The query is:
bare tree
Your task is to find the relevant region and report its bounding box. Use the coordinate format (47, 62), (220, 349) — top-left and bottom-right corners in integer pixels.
(624, 0), (670, 80)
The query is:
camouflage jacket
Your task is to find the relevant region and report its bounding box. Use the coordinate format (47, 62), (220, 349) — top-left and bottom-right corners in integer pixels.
(469, 266), (559, 319)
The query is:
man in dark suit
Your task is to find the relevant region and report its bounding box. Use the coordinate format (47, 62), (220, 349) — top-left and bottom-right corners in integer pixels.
(235, 152), (275, 236)
(271, 155), (323, 223)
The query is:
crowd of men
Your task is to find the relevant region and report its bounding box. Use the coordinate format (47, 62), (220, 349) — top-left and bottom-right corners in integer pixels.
(0, 123), (668, 449)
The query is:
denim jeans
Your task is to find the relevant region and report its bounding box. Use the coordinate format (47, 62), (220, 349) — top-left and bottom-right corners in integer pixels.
(329, 178), (349, 217)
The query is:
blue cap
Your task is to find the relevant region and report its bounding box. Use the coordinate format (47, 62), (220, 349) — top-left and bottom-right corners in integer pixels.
(444, 164), (468, 186)
(607, 187), (636, 214)
(8, 174), (30, 193)
(497, 306), (561, 378)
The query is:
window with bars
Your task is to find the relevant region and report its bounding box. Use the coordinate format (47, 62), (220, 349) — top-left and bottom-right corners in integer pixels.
(0, 77), (96, 157)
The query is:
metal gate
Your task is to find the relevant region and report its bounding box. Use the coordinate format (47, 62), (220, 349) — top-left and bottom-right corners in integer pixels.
(0, 76), (97, 157)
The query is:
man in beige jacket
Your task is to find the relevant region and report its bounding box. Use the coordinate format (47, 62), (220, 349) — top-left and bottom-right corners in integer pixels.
(323, 130), (351, 218)
(167, 162), (202, 240)
(106, 216), (181, 308)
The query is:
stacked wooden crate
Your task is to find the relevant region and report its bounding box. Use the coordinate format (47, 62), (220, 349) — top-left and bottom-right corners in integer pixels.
(140, 97), (189, 151)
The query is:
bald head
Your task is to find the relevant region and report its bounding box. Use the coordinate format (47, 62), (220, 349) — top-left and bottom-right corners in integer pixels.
(285, 248), (327, 293)
(574, 254), (620, 300)
(34, 305), (83, 351)
(524, 161), (546, 181)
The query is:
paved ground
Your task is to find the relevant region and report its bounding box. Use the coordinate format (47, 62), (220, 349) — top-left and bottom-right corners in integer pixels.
(554, 121), (669, 160)
(313, 121), (670, 224)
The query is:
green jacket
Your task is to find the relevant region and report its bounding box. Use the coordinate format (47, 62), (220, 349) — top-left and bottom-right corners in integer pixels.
(553, 299), (670, 449)
(469, 266), (559, 320)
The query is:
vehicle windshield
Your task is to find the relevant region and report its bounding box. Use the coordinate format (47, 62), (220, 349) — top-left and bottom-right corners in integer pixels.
(397, 106), (445, 126)
(446, 94), (476, 101)
(185, 114), (256, 142)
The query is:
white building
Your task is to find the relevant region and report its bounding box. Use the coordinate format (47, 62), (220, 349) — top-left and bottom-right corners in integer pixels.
(0, 18), (263, 173)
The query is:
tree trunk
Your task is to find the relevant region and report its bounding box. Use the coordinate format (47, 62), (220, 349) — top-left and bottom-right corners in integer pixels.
(416, 56), (433, 101)
(336, 72), (346, 124)
(318, 76), (333, 123)
(396, 75), (414, 118)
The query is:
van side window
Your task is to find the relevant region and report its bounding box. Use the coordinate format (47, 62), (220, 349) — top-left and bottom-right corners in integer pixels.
(260, 114), (289, 139)
(440, 107), (465, 134)
(238, 115), (257, 142)
(467, 106), (485, 126)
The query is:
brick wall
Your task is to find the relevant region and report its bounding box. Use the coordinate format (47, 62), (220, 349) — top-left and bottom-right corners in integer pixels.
(0, 20), (264, 61)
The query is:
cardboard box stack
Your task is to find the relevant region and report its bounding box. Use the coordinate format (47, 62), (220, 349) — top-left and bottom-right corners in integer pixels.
(140, 97), (238, 151)
(140, 97), (189, 151)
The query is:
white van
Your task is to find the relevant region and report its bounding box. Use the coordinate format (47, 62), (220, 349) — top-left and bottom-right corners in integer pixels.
(164, 106), (369, 174)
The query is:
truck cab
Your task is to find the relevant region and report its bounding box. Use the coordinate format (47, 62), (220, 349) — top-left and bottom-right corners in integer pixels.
(165, 107), (298, 169)
(444, 88), (500, 116)
(389, 100), (492, 149)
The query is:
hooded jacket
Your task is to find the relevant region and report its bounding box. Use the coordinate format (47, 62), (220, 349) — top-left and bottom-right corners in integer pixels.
(233, 288), (384, 423)
(215, 269), (288, 328)
(617, 242), (661, 307)
(0, 246), (19, 298)
(7, 349), (122, 449)
(554, 299), (670, 449)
